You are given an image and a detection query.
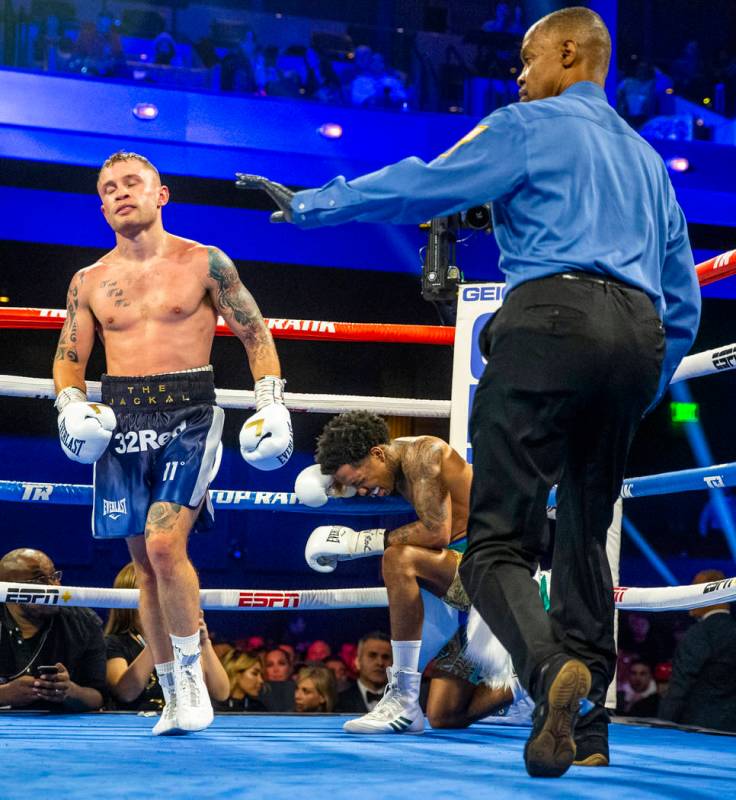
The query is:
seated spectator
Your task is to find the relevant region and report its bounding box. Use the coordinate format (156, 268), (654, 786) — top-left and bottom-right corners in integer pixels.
(670, 40), (708, 102)
(306, 639), (331, 663)
(264, 647), (292, 682)
(325, 656), (353, 693)
(617, 61), (657, 129)
(351, 51), (407, 109)
(481, 2), (524, 34)
(654, 660), (672, 701)
(67, 15), (126, 78)
(104, 562), (228, 710)
(294, 665), (337, 712)
(335, 631), (391, 713)
(660, 570), (736, 732)
(0, 548), (105, 712)
(618, 660), (659, 717)
(217, 650), (267, 711)
(338, 642), (358, 680)
(220, 28), (260, 93)
(153, 32), (178, 66)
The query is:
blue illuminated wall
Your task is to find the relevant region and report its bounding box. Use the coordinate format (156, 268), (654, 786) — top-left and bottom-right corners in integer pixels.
(1, 69), (735, 292)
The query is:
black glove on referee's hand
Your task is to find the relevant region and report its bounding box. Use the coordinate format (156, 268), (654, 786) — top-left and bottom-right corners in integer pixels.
(235, 173), (294, 223)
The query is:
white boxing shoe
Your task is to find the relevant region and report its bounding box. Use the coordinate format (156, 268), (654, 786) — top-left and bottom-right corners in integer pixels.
(343, 668), (424, 734)
(173, 655), (213, 733)
(152, 696), (182, 736)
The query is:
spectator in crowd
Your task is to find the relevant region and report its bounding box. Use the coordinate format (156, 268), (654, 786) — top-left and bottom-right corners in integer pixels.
(280, 643), (296, 668)
(617, 61), (657, 129)
(350, 50), (407, 109)
(670, 39), (707, 102)
(482, 2), (524, 34)
(294, 665), (337, 712)
(618, 660), (659, 717)
(0, 548), (105, 712)
(660, 570), (736, 732)
(194, 37), (220, 70)
(338, 642), (358, 679)
(104, 562), (228, 710)
(335, 631), (392, 713)
(68, 14), (126, 78)
(326, 656), (353, 693)
(221, 27), (260, 93)
(306, 639), (331, 663)
(217, 650), (267, 711)
(153, 32), (178, 66)
(654, 661), (672, 700)
(619, 611), (661, 667)
(264, 647), (293, 682)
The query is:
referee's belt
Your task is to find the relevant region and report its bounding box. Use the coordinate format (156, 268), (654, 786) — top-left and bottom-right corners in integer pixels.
(557, 271), (634, 290)
(101, 370), (216, 410)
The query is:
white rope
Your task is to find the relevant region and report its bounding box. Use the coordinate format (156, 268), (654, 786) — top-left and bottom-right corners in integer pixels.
(671, 342), (736, 383)
(0, 375), (451, 418)
(2, 577), (734, 612)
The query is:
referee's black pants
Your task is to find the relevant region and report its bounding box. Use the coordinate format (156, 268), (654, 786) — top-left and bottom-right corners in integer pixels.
(459, 273), (664, 715)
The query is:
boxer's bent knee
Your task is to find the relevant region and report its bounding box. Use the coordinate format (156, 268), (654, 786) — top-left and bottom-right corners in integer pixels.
(382, 544), (423, 579)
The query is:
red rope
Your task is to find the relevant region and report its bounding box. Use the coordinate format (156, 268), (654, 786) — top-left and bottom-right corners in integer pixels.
(695, 249), (736, 286)
(0, 250), (731, 342)
(0, 308), (455, 345)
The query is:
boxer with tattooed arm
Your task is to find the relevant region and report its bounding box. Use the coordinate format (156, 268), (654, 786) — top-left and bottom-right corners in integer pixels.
(296, 411), (534, 734)
(51, 151), (293, 735)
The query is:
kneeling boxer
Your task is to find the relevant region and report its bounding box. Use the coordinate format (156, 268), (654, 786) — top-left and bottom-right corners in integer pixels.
(296, 411), (530, 734)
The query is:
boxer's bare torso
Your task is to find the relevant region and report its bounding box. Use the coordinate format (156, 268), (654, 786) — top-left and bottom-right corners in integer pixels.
(71, 236), (217, 376)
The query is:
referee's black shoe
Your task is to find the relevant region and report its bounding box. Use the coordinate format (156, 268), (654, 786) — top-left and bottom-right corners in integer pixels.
(524, 656), (592, 778)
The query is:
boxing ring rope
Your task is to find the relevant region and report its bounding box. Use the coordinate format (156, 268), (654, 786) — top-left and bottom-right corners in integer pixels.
(3, 461), (736, 512)
(0, 247), (732, 341)
(1, 250), (735, 626)
(0, 307), (455, 346)
(2, 575), (735, 613)
(0, 375), (451, 418)
(0, 331), (733, 418)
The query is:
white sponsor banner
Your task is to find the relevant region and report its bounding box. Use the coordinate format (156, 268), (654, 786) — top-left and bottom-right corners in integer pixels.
(449, 283), (505, 462)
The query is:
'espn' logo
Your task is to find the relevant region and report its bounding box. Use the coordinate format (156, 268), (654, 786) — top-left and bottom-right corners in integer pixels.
(612, 587), (628, 604)
(238, 591), (300, 609)
(6, 586), (60, 605)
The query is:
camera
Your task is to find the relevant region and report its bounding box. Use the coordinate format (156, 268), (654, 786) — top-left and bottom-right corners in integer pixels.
(420, 204), (492, 322)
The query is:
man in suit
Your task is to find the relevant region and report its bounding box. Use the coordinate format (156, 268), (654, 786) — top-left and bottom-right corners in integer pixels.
(660, 569), (736, 732)
(335, 631), (392, 713)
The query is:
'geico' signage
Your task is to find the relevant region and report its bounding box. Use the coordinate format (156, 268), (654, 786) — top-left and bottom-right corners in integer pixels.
(462, 285), (504, 303)
(238, 591), (301, 608)
(6, 586), (60, 605)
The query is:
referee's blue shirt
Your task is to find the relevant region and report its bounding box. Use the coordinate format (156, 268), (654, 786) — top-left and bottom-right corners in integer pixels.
(291, 81), (701, 403)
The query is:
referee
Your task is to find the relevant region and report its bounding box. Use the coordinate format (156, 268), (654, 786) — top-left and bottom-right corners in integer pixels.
(238, 6), (701, 779)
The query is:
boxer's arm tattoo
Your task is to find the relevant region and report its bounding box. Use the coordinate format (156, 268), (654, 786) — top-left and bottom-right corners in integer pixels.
(145, 502), (183, 537)
(55, 278), (81, 362)
(207, 247), (275, 362)
(385, 440), (450, 548)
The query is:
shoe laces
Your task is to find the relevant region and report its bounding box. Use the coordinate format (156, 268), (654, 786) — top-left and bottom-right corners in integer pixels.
(367, 683), (407, 721)
(180, 665), (202, 707)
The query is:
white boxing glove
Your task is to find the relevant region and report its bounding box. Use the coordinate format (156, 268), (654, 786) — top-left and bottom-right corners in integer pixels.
(240, 375), (293, 471)
(305, 525), (385, 573)
(55, 387), (116, 464)
(294, 464), (357, 508)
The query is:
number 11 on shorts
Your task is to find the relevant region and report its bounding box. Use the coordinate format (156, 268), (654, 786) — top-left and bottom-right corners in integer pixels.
(162, 460), (180, 481)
